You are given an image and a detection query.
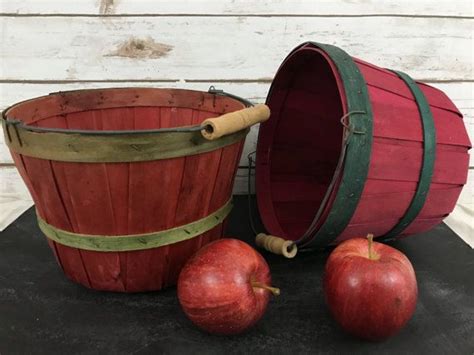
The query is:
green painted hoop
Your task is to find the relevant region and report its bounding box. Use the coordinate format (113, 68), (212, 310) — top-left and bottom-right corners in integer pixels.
(2, 120), (248, 163)
(380, 70), (436, 240)
(300, 42), (374, 248)
(38, 199), (232, 252)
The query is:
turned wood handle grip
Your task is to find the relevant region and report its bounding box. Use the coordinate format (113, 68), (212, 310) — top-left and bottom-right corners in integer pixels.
(255, 233), (297, 258)
(201, 104), (270, 140)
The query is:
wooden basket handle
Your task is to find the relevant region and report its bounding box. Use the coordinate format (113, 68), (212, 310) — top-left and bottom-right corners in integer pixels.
(255, 233), (298, 258)
(200, 104), (270, 140)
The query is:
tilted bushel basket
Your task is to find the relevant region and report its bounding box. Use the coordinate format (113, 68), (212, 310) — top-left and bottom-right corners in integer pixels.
(2, 87), (270, 292)
(255, 42), (471, 257)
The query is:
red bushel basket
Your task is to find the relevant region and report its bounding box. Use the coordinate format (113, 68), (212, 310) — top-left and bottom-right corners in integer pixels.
(2, 87), (270, 292)
(255, 42), (471, 257)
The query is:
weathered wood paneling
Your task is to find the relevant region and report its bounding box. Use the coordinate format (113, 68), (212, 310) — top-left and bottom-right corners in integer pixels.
(1, 17), (472, 82)
(1, 0), (472, 16)
(0, 2), (472, 216)
(0, 82), (472, 166)
(444, 168), (474, 246)
(0, 166), (33, 230)
(0, 82), (267, 110)
(2, 82), (470, 114)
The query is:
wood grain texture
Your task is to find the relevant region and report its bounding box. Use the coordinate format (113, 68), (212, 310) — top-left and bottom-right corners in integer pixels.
(0, 165), (32, 230)
(3, 89), (246, 291)
(0, 3), (472, 217)
(1, 0), (472, 16)
(255, 44), (471, 246)
(1, 82), (471, 166)
(0, 165), (252, 216)
(1, 17), (472, 82)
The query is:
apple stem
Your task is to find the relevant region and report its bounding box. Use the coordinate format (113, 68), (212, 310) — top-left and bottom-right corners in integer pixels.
(367, 233), (376, 260)
(251, 281), (281, 296)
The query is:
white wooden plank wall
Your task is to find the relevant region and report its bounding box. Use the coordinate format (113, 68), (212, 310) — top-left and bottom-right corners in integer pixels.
(1, 1), (472, 16)
(0, 1), (472, 232)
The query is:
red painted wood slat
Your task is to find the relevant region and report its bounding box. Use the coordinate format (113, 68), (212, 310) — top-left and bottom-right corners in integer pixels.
(257, 42), (471, 247)
(5, 88), (247, 292)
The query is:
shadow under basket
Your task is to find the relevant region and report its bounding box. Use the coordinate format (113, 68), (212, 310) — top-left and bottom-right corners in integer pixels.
(2, 88), (247, 292)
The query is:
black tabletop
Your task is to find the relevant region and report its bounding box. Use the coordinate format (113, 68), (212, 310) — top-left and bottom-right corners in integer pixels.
(1, 196), (473, 354)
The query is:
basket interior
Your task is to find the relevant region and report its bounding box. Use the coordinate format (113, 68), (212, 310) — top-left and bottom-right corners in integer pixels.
(258, 47), (346, 241)
(4, 88), (245, 131)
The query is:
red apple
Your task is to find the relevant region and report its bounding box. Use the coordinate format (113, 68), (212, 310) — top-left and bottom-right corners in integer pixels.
(177, 238), (279, 335)
(324, 235), (417, 341)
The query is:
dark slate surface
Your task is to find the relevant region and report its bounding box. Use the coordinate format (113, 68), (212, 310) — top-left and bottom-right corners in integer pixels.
(0, 196), (473, 354)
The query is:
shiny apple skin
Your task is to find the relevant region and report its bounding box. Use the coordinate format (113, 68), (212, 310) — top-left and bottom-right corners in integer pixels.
(324, 238), (418, 341)
(177, 238), (272, 335)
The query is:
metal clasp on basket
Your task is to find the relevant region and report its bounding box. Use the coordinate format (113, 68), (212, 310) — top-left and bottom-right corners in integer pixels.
(3, 118), (23, 146)
(208, 86), (254, 107)
(340, 111), (366, 137)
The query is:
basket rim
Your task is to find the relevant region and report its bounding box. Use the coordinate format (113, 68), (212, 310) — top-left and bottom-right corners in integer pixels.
(1, 86), (248, 135)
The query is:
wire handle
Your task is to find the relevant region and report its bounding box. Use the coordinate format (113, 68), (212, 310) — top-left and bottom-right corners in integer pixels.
(208, 86), (254, 107)
(248, 110), (368, 255)
(2, 87), (258, 137)
(340, 110), (366, 135)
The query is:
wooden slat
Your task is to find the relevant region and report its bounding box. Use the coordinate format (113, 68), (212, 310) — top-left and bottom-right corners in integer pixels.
(0, 82), (265, 165)
(0, 82), (471, 166)
(0, 17), (471, 82)
(124, 107), (186, 291)
(1, 82), (469, 114)
(1, 0), (472, 16)
(348, 187), (462, 225)
(0, 82), (267, 112)
(367, 138), (469, 185)
(0, 165), (253, 197)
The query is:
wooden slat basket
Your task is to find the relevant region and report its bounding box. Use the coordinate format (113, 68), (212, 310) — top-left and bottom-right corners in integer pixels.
(256, 42), (471, 254)
(2, 88), (268, 292)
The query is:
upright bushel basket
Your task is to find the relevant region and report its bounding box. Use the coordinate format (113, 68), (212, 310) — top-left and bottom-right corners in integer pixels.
(2, 88), (269, 292)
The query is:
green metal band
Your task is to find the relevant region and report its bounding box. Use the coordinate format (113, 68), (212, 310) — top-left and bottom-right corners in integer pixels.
(380, 70), (436, 240)
(37, 199), (233, 252)
(2, 121), (248, 163)
(302, 42), (373, 248)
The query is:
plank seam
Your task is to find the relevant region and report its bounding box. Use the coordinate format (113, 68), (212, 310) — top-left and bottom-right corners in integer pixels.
(0, 13), (472, 19)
